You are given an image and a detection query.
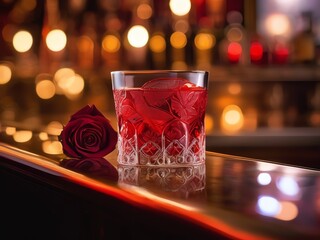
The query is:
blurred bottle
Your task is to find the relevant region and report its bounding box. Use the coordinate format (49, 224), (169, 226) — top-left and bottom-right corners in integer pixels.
(292, 11), (316, 64)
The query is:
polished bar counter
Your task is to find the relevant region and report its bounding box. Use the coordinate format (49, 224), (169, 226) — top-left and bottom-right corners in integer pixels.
(0, 126), (320, 240)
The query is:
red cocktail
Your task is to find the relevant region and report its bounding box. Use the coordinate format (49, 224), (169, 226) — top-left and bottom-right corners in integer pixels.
(111, 71), (208, 166)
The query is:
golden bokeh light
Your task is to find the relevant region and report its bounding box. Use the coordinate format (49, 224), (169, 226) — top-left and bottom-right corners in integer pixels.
(39, 132), (49, 141)
(13, 30), (33, 52)
(46, 29), (67, 52)
(5, 127), (16, 135)
(127, 25), (149, 48)
(221, 104), (244, 133)
(54, 67), (75, 90)
(66, 74), (85, 95)
(13, 130), (33, 143)
(137, 3), (152, 20)
(42, 140), (63, 155)
(169, 0), (191, 16)
(170, 31), (187, 49)
(53, 68), (84, 97)
(149, 34), (166, 53)
(194, 33), (216, 50)
(102, 35), (121, 53)
(46, 121), (63, 136)
(36, 79), (56, 99)
(0, 64), (12, 84)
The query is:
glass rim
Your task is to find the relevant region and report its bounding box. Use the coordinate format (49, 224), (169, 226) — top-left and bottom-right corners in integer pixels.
(111, 70), (208, 75)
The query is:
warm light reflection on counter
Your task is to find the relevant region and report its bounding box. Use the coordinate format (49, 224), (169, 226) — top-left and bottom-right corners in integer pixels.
(45, 121), (63, 136)
(39, 132), (49, 141)
(13, 130), (32, 143)
(42, 140), (63, 155)
(276, 176), (300, 196)
(276, 201), (298, 221)
(257, 172), (272, 186)
(257, 195), (281, 217)
(5, 127), (16, 135)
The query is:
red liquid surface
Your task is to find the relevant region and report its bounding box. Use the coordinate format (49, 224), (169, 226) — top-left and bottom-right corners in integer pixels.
(113, 78), (207, 165)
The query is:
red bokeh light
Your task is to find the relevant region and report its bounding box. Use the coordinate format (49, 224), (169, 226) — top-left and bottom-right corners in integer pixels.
(250, 42), (263, 61)
(227, 42), (242, 63)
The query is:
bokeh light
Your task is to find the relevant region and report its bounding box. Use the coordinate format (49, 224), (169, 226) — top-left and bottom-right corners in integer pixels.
(13, 130), (33, 143)
(257, 196), (281, 217)
(250, 42), (264, 61)
(226, 27), (243, 42)
(102, 34), (121, 53)
(5, 127), (16, 135)
(257, 172), (272, 185)
(66, 74), (85, 95)
(13, 30), (33, 52)
(169, 0), (191, 16)
(127, 25), (149, 48)
(0, 64), (12, 84)
(149, 34), (166, 53)
(174, 19), (189, 33)
(276, 201), (298, 221)
(46, 121), (63, 136)
(276, 176), (299, 196)
(170, 31), (187, 49)
(39, 132), (49, 141)
(137, 3), (152, 19)
(221, 104), (244, 133)
(36, 79), (56, 99)
(53, 68), (85, 97)
(194, 33), (216, 50)
(46, 29), (67, 52)
(42, 140), (63, 155)
(265, 14), (290, 37)
(227, 42), (242, 62)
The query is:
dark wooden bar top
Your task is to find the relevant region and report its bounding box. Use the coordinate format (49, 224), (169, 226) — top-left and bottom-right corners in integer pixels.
(1, 127), (320, 240)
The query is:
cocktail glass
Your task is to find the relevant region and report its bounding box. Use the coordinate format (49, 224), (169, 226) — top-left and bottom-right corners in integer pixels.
(111, 70), (208, 166)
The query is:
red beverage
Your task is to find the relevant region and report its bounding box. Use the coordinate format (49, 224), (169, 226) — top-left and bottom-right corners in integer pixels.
(113, 78), (208, 166)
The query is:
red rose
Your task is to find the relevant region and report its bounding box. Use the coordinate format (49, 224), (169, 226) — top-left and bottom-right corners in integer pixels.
(59, 105), (117, 158)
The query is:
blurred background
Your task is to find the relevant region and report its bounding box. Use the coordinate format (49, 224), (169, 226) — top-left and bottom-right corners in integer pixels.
(0, 0), (319, 167)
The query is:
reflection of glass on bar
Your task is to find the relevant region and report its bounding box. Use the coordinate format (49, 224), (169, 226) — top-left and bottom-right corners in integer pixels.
(111, 70), (208, 166)
(118, 163), (206, 195)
